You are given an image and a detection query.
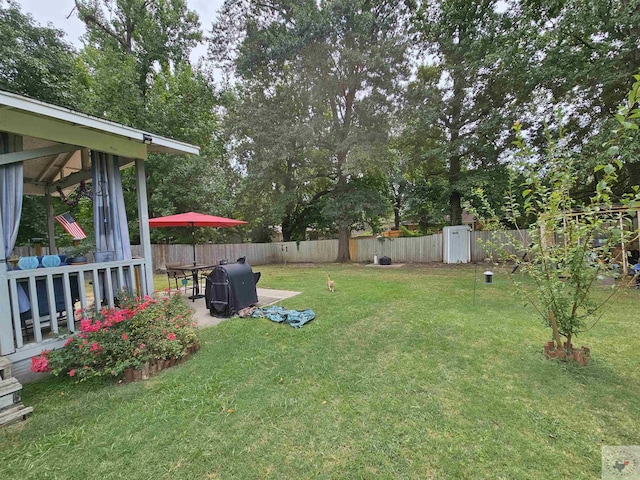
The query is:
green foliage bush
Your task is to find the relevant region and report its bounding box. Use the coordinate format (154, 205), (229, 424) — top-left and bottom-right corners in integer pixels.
(399, 226), (422, 237)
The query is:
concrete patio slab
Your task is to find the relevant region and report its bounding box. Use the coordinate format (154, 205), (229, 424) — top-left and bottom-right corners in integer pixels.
(365, 263), (406, 268)
(189, 287), (301, 328)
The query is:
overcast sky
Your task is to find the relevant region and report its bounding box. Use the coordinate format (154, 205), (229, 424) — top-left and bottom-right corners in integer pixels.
(16, 0), (225, 63)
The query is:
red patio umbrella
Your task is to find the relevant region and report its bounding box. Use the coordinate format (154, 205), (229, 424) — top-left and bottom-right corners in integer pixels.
(148, 212), (247, 265)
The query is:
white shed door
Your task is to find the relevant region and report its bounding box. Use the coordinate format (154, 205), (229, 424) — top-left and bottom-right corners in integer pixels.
(443, 226), (471, 263)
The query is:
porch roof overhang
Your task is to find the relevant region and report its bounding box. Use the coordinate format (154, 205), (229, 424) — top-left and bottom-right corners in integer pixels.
(0, 90), (200, 195)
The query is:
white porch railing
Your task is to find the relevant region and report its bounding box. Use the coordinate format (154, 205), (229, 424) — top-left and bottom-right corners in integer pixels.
(4, 259), (148, 359)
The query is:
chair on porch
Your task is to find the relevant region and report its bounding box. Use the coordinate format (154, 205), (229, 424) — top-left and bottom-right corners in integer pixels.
(17, 274), (81, 340)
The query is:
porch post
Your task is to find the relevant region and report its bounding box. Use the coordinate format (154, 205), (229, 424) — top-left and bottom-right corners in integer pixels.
(135, 159), (154, 294)
(45, 187), (57, 254)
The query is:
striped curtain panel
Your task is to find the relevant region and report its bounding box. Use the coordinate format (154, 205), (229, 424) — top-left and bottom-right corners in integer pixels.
(91, 151), (132, 261)
(92, 152), (133, 299)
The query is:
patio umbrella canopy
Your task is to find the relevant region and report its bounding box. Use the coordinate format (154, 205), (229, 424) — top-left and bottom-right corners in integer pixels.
(148, 212), (247, 265)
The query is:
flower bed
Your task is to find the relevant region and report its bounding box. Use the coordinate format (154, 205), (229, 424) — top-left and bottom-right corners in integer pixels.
(31, 291), (199, 382)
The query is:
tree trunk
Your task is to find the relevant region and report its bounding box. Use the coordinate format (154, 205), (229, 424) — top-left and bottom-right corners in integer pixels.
(447, 63), (464, 226)
(548, 310), (564, 349)
(447, 139), (462, 225)
(449, 190), (462, 226)
(281, 216), (292, 242)
(334, 151), (351, 262)
(336, 226), (351, 262)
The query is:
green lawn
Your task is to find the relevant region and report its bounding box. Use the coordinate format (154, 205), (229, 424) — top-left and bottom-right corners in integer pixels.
(2, 264), (639, 479)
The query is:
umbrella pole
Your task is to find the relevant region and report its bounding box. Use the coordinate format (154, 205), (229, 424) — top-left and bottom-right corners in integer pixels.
(192, 224), (197, 266)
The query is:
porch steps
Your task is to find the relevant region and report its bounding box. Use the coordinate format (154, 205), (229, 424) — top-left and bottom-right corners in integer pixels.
(0, 357), (33, 426)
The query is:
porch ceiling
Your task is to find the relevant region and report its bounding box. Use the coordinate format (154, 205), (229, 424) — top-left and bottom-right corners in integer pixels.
(0, 90), (200, 196)
(19, 138), (85, 195)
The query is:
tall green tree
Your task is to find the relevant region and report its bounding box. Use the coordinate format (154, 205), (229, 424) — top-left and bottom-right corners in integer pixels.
(74, 1), (240, 243)
(409, 0), (534, 226)
(74, 0), (200, 97)
(0, 0), (81, 107)
(0, 1), (87, 245)
(77, 46), (145, 127)
(74, 0), (202, 127)
(211, 0), (410, 260)
(224, 72), (327, 242)
(518, 0), (640, 191)
(520, 0), (640, 132)
(128, 64), (235, 244)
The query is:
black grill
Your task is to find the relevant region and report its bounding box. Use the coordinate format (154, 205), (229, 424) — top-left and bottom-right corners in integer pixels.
(204, 262), (260, 316)
(379, 256), (392, 265)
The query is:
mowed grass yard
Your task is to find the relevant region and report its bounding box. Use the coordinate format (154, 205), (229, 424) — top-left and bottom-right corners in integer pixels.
(1, 263), (639, 479)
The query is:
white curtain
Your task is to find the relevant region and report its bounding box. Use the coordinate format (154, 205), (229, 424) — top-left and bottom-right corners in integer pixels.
(0, 133), (23, 258)
(92, 152), (132, 299)
(1, 132), (29, 312)
(92, 152), (132, 261)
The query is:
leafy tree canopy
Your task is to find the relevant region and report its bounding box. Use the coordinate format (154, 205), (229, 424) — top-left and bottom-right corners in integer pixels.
(75, 0), (201, 93)
(0, 0), (81, 108)
(211, 0), (411, 259)
(407, 0), (534, 225)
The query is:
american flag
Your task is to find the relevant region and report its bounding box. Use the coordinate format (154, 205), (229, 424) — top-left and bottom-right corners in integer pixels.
(54, 212), (87, 239)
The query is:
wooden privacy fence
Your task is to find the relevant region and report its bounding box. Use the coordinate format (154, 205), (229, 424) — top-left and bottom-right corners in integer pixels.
(349, 235), (444, 263)
(126, 230), (528, 270)
(130, 239), (340, 269)
(14, 230), (529, 269)
(13, 230), (529, 270)
(348, 230), (529, 263)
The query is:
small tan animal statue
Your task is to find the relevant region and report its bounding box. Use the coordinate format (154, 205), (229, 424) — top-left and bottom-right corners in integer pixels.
(327, 274), (335, 293)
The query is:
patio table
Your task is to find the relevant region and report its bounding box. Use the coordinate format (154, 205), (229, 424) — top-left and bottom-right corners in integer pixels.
(171, 264), (215, 300)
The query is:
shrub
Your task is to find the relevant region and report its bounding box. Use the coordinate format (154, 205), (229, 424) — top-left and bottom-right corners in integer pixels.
(399, 226), (423, 237)
(477, 73), (640, 352)
(31, 291), (199, 381)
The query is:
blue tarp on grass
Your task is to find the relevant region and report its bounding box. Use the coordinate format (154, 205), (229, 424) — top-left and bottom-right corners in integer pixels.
(251, 306), (315, 328)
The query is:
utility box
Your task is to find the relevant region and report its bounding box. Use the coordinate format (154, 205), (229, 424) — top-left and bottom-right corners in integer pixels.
(443, 225), (471, 264)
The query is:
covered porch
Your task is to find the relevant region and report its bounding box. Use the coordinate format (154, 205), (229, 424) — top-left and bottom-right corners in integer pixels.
(0, 90), (199, 367)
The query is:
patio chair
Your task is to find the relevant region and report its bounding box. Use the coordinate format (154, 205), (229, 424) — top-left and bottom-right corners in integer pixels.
(199, 267), (215, 288)
(166, 263), (193, 296)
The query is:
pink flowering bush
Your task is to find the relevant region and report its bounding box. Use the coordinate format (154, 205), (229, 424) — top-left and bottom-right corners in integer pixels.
(30, 350), (51, 373)
(30, 291), (199, 381)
